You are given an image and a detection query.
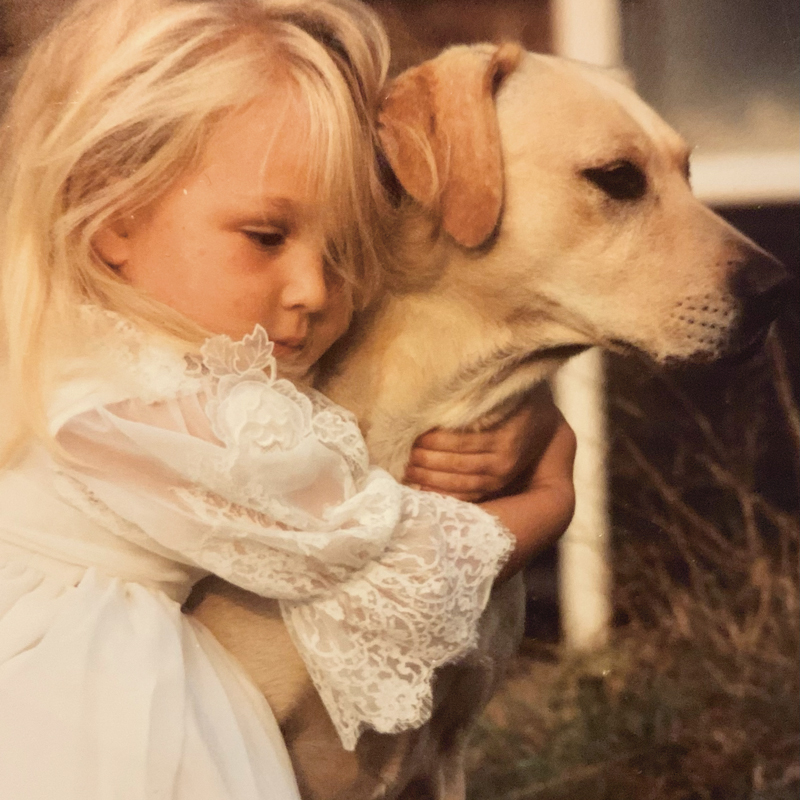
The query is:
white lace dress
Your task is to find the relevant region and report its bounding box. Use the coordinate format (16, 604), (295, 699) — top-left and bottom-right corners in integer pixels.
(0, 309), (513, 800)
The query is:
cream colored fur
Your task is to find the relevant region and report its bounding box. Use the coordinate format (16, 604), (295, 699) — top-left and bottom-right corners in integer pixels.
(188, 44), (786, 800)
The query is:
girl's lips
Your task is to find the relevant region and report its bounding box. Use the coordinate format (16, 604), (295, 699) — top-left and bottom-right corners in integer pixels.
(271, 339), (305, 359)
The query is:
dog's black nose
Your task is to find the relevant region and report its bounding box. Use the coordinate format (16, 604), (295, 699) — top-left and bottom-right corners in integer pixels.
(728, 247), (795, 353)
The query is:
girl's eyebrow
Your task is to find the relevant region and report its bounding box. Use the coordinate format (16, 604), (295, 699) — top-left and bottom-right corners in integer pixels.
(232, 196), (323, 229)
(258, 196), (295, 211)
(234, 196), (300, 221)
(260, 195), (319, 215)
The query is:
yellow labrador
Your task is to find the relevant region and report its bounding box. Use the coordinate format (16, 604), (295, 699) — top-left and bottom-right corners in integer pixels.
(187, 43), (788, 800)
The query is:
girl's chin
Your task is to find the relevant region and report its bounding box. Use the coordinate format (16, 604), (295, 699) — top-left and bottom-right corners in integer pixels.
(273, 352), (314, 384)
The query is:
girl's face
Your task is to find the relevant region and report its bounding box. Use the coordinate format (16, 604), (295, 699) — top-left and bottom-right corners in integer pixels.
(95, 90), (353, 376)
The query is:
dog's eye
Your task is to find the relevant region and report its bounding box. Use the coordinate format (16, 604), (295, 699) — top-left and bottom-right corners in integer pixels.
(582, 160), (647, 201)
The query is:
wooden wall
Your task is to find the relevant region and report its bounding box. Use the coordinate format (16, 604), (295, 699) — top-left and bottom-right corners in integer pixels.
(1, 0), (552, 102)
(367, 0), (552, 73)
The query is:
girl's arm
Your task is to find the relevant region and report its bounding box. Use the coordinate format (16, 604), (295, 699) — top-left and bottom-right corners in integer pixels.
(404, 383), (577, 578)
(47, 318), (520, 750)
(54, 386), (515, 750)
(480, 415), (576, 580)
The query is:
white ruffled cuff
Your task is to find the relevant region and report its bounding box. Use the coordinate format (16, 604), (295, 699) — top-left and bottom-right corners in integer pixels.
(280, 487), (514, 750)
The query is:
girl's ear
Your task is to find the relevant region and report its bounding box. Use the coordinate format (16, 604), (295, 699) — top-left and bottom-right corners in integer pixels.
(92, 217), (133, 267)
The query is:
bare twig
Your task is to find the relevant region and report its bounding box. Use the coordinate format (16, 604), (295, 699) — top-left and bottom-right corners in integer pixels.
(766, 329), (800, 451)
(617, 431), (743, 564)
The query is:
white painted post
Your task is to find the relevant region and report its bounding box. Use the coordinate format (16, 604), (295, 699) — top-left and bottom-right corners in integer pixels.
(553, 350), (612, 650)
(551, 0), (622, 72)
(549, 0), (622, 650)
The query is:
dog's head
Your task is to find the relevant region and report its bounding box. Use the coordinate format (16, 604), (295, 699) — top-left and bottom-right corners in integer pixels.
(378, 45), (791, 366)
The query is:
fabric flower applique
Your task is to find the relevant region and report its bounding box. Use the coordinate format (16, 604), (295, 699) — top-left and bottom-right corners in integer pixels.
(187, 325), (277, 380)
(180, 324), (360, 516)
(188, 326), (315, 455)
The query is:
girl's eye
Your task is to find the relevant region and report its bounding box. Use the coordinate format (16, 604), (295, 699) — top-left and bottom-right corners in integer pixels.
(243, 229), (287, 250)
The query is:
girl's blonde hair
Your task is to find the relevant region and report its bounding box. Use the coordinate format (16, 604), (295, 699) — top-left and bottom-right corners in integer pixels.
(0, 0), (392, 461)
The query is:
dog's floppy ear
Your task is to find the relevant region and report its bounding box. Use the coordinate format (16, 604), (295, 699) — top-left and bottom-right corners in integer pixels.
(378, 43), (523, 249)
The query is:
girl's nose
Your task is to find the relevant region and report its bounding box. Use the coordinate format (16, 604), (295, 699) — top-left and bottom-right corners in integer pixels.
(282, 247), (327, 312)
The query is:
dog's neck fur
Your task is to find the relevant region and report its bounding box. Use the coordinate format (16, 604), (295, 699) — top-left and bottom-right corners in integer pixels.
(317, 238), (573, 478)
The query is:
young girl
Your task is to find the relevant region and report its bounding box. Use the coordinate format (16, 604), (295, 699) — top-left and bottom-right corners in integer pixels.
(0, 0), (575, 797)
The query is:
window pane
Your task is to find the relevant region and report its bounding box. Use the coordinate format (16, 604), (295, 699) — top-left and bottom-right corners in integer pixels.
(621, 0), (799, 154)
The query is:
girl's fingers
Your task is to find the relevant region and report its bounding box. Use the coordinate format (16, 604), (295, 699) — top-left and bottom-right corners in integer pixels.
(412, 428), (495, 454)
(406, 445), (505, 476)
(404, 464), (504, 496)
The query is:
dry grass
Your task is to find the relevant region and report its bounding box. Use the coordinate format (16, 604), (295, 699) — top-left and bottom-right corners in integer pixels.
(466, 331), (799, 800)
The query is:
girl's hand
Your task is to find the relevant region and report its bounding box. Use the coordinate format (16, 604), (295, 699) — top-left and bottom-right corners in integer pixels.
(403, 383), (563, 502)
(481, 416), (577, 580)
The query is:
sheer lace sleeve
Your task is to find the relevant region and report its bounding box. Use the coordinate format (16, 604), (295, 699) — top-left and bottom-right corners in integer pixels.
(52, 319), (514, 749)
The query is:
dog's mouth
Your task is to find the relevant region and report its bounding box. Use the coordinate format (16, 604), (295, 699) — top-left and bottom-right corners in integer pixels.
(705, 319), (778, 368)
(529, 343), (593, 361)
(630, 318), (777, 372)
(484, 343), (592, 389)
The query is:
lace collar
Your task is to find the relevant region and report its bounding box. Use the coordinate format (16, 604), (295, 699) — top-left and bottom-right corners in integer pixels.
(50, 306), (286, 430)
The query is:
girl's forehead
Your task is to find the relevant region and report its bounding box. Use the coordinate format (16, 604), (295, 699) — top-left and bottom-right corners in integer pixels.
(205, 91), (313, 169)
(197, 91), (321, 203)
